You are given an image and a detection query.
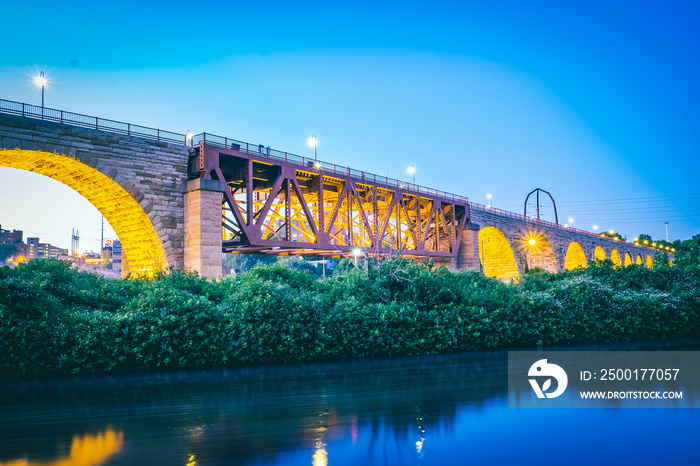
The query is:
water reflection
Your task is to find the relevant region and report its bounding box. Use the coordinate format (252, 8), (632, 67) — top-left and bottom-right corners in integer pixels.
(0, 429), (123, 466)
(0, 339), (698, 465)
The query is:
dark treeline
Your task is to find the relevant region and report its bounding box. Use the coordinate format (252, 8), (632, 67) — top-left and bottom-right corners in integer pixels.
(1, 257), (699, 378)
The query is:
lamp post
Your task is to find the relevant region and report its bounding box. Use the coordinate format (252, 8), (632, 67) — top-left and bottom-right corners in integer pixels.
(407, 165), (416, 187)
(664, 221), (669, 242)
(353, 247), (362, 267)
(486, 192), (493, 208)
(33, 71), (47, 118)
(307, 135), (318, 167)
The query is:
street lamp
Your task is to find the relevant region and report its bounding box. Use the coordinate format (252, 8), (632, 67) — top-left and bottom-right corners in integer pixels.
(33, 71), (48, 117)
(486, 192), (493, 208)
(352, 247), (362, 267)
(307, 135), (318, 164)
(593, 225), (599, 232)
(407, 165), (416, 187)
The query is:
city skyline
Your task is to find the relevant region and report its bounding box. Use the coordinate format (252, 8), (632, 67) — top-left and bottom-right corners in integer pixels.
(1, 1), (699, 251)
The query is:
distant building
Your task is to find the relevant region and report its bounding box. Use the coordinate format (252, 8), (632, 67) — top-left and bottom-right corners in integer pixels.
(112, 240), (123, 275)
(0, 225), (27, 258)
(0, 225), (23, 244)
(27, 237), (69, 259)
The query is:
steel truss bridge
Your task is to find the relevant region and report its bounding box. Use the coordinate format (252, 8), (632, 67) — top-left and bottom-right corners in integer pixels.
(190, 134), (469, 259)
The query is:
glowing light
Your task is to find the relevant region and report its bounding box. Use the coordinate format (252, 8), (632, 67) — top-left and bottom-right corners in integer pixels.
(608, 229), (615, 234)
(644, 240), (649, 244)
(315, 161), (321, 169)
(313, 448), (328, 466)
(528, 238), (536, 246)
(652, 242), (657, 247)
(593, 225), (599, 231)
(567, 217), (574, 224)
(406, 165), (416, 176)
(307, 135), (318, 148)
(1, 428), (123, 466)
(0, 149), (168, 277)
(486, 192), (493, 200)
(33, 71), (48, 88)
(352, 247), (362, 257)
(672, 248), (675, 252)
(186, 131), (193, 141)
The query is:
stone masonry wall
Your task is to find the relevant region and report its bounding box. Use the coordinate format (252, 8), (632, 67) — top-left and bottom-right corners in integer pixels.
(0, 113), (190, 269)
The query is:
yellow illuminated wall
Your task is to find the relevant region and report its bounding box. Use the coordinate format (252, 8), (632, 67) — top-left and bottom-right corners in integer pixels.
(610, 249), (621, 267)
(0, 149), (168, 276)
(624, 252), (632, 267)
(478, 226), (520, 282)
(522, 232), (558, 273)
(564, 241), (588, 270)
(646, 254), (653, 269)
(594, 245), (605, 261)
(636, 254), (643, 265)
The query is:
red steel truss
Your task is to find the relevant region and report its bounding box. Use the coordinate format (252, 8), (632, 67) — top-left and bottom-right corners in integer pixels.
(190, 142), (469, 258)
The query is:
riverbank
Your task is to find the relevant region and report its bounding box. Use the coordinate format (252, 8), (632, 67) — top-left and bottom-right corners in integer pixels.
(1, 258), (698, 378)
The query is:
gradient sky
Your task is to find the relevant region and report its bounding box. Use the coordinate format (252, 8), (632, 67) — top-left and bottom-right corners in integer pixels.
(1, 0), (699, 252)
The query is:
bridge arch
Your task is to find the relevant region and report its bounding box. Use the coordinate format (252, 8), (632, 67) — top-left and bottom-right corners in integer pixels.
(564, 241), (587, 270)
(610, 249), (622, 267)
(646, 254), (653, 269)
(0, 149), (168, 276)
(636, 253), (643, 266)
(624, 252), (633, 267)
(478, 226), (520, 282)
(594, 245), (606, 261)
(521, 231), (558, 273)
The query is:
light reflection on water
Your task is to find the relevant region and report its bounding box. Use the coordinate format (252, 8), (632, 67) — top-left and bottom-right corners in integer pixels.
(0, 339), (698, 465)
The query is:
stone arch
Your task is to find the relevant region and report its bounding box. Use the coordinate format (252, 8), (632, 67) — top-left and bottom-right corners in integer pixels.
(521, 231), (558, 273)
(564, 241), (588, 270)
(478, 226), (520, 282)
(610, 249), (622, 267)
(636, 253), (643, 265)
(594, 245), (606, 261)
(646, 254), (653, 269)
(624, 252), (633, 267)
(0, 149), (168, 276)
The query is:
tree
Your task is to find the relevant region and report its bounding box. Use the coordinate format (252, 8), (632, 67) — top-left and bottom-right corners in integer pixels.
(0, 243), (18, 263)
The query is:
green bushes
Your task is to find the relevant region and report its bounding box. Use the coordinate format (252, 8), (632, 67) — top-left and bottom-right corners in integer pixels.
(0, 258), (699, 378)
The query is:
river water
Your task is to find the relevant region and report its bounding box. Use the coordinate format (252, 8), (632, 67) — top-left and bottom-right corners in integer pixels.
(1, 339), (698, 465)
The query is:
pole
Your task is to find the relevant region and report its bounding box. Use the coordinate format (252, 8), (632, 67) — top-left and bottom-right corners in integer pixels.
(101, 215), (104, 258)
(665, 221), (669, 242)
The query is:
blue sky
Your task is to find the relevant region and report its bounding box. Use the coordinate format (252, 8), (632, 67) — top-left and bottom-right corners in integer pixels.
(1, 0), (699, 251)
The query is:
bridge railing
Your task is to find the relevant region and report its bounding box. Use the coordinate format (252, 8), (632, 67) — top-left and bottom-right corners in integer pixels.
(193, 132), (469, 203)
(0, 98), (187, 145)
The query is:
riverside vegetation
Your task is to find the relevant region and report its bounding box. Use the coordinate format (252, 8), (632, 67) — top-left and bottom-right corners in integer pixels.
(1, 257), (698, 378)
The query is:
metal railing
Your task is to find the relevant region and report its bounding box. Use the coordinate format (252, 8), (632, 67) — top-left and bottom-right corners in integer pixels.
(0, 98), (187, 145)
(192, 132), (470, 203)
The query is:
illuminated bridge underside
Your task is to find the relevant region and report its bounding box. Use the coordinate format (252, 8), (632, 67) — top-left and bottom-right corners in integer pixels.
(0, 149), (168, 275)
(193, 144), (468, 258)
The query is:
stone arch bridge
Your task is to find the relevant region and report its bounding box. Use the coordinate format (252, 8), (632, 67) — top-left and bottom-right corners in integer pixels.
(0, 100), (667, 279)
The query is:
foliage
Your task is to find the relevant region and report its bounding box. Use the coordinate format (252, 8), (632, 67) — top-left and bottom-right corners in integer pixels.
(0, 243), (18, 262)
(1, 257), (699, 378)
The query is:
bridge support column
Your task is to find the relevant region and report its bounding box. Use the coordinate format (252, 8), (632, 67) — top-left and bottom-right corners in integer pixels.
(183, 179), (227, 279)
(456, 222), (481, 271)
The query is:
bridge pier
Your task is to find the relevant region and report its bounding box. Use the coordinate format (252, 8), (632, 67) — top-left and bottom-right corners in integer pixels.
(183, 179), (227, 279)
(455, 222), (481, 271)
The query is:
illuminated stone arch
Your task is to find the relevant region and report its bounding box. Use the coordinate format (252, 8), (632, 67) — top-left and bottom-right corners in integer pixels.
(636, 253), (643, 265)
(564, 241), (588, 270)
(646, 254), (653, 269)
(624, 252), (633, 267)
(478, 226), (520, 282)
(520, 231), (559, 273)
(610, 249), (622, 267)
(594, 245), (606, 261)
(0, 149), (168, 276)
